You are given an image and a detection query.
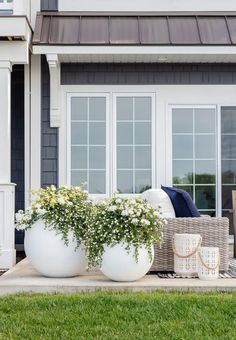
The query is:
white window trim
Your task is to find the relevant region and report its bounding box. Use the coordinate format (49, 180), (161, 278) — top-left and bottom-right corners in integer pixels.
(60, 85), (158, 197)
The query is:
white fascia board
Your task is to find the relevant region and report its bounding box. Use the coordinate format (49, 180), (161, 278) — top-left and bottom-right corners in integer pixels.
(0, 41), (29, 64)
(0, 17), (32, 43)
(33, 45), (236, 56)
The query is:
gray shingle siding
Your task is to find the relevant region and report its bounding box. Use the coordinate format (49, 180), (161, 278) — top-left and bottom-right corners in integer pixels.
(41, 56), (58, 187)
(41, 0), (58, 11)
(11, 66), (24, 244)
(61, 63), (236, 85)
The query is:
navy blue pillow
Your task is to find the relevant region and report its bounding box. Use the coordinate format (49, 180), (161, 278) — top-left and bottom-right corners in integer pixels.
(161, 185), (200, 218)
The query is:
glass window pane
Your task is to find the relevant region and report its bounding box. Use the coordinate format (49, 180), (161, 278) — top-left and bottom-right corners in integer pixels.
(221, 135), (236, 159)
(195, 186), (215, 210)
(195, 160), (216, 184)
(71, 146), (87, 169)
(89, 146), (106, 169)
(117, 97), (133, 120)
(117, 122), (133, 145)
(117, 170), (133, 193)
(71, 97), (87, 120)
(222, 210), (234, 235)
(89, 97), (106, 121)
(71, 170), (87, 187)
(135, 122), (151, 145)
(135, 146), (151, 169)
(135, 170), (152, 193)
(117, 146), (133, 169)
(89, 122), (106, 145)
(173, 185), (193, 198)
(89, 171), (105, 194)
(221, 107), (236, 134)
(71, 122), (87, 145)
(135, 97), (151, 120)
(199, 211), (216, 217)
(173, 160), (193, 184)
(173, 135), (193, 159)
(195, 109), (216, 133)
(222, 185), (236, 209)
(195, 135), (215, 159)
(222, 160), (236, 184)
(172, 108), (193, 133)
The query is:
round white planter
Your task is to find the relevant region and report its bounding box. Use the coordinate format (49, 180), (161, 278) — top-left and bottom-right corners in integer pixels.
(24, 219), (88, 278)
(100, 244), (154, 282)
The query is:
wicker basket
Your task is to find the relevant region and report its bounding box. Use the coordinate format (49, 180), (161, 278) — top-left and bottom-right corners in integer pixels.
(150, 217), (229, 272)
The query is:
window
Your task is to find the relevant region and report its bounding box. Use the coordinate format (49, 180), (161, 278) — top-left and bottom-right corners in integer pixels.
(68, 92), (155, 196)
(172, 107), (217, 216)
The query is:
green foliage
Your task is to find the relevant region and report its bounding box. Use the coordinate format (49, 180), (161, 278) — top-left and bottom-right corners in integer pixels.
(85, 196), (166, 268)
(0, 292), (235, 339)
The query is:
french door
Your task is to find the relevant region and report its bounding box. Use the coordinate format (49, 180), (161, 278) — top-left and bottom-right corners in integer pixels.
(68, 92), (156, 197)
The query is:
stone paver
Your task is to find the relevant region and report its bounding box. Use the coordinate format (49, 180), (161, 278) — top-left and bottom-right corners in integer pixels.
(0, 259), (235, 295)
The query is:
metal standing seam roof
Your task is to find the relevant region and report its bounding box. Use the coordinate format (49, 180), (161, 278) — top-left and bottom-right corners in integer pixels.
(33, 13), (236, 46)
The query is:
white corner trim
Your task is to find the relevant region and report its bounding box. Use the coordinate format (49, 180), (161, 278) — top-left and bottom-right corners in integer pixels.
(47, 54), (61, 127)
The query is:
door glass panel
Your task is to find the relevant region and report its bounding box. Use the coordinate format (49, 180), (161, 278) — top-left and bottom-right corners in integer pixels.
(172, 107), (217, 215)
(89, 97), (106, 121)
(117, 97), (133, 120)
(116, 96), (152, 194)
(195, 109), (216, 133)
(117, 122), (133, 145)
(221, 107), (236, 233)
(71, 96), (106, 194)
(71, 97), (87, 120)
(172, 108), (193, 133)
(172, 135), (193, 159)
(135, 97), (152, 120)
(71, 122), (87, 145)
(173, 160), (193, 184)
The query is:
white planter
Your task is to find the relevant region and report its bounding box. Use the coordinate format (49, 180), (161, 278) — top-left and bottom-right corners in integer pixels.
(173, 233), (202, 278)
(24, 219), (88, 278)
(100, 243), (154, 282)
(198, 247), (220, 281)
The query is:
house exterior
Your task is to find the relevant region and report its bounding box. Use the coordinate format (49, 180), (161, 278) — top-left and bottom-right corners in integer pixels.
(1, 0), (236, 268)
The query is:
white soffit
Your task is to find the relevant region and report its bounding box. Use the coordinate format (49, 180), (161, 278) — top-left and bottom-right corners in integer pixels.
(0, 17), (32, 43)
(33, 46), (236, 63)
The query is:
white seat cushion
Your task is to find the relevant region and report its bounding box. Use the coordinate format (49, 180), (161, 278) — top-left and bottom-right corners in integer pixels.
(141, 189), (176, 218)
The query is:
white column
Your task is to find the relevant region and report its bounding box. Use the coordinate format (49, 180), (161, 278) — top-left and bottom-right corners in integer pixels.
(0, 61), (16, 268)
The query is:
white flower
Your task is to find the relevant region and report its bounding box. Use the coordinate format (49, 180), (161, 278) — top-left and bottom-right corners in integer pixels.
(121, 210), (129, 216)
(108, 205), (117, 212)
(35, 203), (41, 210)
(58, 197), (66, 205)
(141, 219), (150, 226)
(36, 208), (46, 215)
(116, 199), (122, 204)
(50, 185), (56, 190)
(131, 218), (139, 225)
(15, 212), (24, 222)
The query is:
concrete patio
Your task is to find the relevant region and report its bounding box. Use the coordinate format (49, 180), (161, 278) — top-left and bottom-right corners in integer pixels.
(0, 259), (235, 296)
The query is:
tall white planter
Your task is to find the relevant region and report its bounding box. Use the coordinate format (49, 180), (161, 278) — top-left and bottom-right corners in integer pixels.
(101, 244), (154, 282)
(24, 219), (88, 278)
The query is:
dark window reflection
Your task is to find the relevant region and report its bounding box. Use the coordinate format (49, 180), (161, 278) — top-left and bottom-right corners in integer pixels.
(195, 186), (216, 210)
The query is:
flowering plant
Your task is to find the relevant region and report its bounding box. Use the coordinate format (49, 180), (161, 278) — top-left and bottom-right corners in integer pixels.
(15, 186), (92, 245)
(85, 196), (166, 268)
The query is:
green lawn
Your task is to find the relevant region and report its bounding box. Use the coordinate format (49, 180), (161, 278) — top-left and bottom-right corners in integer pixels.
(0, 292), (235, 340)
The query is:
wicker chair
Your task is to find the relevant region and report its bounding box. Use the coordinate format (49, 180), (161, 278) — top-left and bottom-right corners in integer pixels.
(150, 217), (229, 272)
